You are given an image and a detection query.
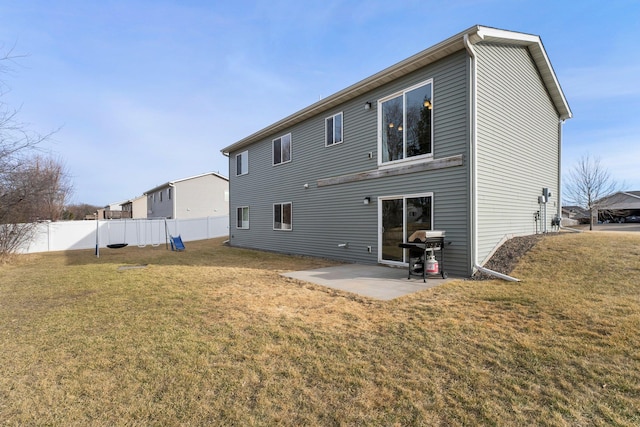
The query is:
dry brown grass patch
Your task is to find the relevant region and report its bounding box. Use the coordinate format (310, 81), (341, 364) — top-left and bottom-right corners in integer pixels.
(1, 234), (639, 425)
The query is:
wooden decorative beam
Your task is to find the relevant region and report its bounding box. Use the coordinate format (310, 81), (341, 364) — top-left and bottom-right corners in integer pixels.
(317, 154), (464, 187)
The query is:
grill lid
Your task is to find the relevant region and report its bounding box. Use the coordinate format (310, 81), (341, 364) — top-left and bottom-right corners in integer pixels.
(408, 230), (445, 242)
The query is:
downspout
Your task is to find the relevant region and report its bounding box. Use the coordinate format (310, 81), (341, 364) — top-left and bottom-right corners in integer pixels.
(222, 151), (232, 244)
(169, 182), (176, 220)
(557, 119), (563, 221)
(464, 33), (521, 282)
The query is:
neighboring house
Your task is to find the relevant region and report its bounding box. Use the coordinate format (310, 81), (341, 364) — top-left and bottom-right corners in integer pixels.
(144, 172), (229, 219)
(221, 25), (572, 277)
(562, 206), (590, 225)
(97, 201), (131, 220)
(121, 195), (148, 219)
(594, 191), (640, 221)
(596, 191), (640, 212)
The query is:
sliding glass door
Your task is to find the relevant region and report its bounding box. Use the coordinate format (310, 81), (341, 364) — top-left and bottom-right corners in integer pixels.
(380, 194), (432, 264)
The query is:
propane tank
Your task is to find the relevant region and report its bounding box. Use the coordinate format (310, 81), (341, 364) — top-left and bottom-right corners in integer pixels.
(426, 255), (439, 275)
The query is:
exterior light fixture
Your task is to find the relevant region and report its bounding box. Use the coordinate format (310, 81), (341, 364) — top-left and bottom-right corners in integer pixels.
(364, 102), (372, 110)
(398, 124), (403, 131)
(363, 197), (371, 205)
(388, 123), (394, 128)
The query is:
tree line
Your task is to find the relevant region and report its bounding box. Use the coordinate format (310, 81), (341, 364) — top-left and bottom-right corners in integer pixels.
(0, 48), (93, 256)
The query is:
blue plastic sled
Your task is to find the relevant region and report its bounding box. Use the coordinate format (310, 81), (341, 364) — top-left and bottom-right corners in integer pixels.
(169, 235), (185, 251)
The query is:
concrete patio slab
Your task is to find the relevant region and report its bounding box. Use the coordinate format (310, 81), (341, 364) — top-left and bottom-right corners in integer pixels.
(282, 264), (457, 300)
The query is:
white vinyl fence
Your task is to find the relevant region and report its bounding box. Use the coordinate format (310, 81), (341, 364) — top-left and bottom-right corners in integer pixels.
(18, 216), (229, 254)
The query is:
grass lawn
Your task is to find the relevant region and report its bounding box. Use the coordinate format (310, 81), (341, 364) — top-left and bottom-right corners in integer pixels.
(1, 233), (639, 425)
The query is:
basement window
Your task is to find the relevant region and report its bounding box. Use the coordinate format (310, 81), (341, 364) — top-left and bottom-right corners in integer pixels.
(236, 206), (249, 229)
(273, 202), (292, 230)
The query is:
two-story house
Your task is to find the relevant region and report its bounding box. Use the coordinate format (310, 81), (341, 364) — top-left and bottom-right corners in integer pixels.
(120, 195), (147, 219)
(145, 172), (229, 219)
(221, 25), (572, 277)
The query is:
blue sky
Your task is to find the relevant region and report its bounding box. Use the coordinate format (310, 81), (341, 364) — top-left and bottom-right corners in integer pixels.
(0, 0), (638, 206)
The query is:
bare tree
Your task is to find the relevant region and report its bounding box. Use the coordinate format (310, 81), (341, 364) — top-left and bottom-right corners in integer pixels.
(0, 46), (69, 256)
(564, 154), (620, 230)
(3, 155), (73, 222)
(1, 155), (73, 256)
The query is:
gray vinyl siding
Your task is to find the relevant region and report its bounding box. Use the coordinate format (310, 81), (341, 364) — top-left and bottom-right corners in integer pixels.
(147, 175), (229, 220)
(229, 50), (471, 277)
(148, 187), (173, 219)
(475, 42), (560, 264)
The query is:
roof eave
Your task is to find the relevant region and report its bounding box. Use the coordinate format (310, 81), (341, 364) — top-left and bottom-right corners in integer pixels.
(221, 26), (475, 155)
(143, 172), (229, 195)
(144, 181), (171, 195)
(221, 25), (572, 154)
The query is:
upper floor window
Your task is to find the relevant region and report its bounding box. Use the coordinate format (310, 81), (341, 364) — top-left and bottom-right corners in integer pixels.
(273, 202), (292, 230)
(168, 188), (172, 200)
(273, 133), (291, 165)
(160, 191), (163, 202)
(236, 150), (248, 176)
(325, 112), (343, 146)
(379, 79), (433, 164)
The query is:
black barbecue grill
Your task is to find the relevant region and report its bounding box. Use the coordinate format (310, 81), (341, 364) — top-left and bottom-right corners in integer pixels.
(398, 230), (449, 282)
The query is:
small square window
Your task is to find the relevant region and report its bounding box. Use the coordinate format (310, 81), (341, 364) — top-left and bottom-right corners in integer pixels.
(236, 150), (248, 176)
(325, 112), (343, 146)
(273, 134), (291, 165)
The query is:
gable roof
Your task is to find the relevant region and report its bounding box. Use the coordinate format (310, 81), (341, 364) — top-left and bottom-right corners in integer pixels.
(562, 205), (589, 217)
(596, 191), (640, 209)
(144, 172), (229, 195)
(221, 25), (572, 156)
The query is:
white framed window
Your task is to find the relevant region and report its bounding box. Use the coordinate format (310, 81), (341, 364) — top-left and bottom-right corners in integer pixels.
(378, 79), (433, 165)
(378, 192), (433, 265)
(273, 133), (291, 165)
(325, 112), (343, 146)
(236, 150), (248, 176)
(273, 202), (292, 230)
(236, 206), (249, 229)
